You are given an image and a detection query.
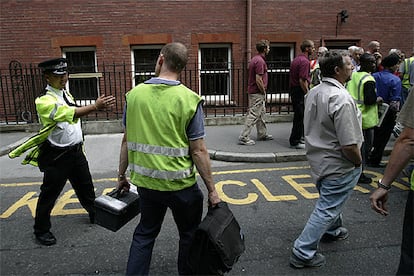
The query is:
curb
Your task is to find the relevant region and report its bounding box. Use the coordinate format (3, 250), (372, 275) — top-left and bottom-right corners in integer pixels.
(208, 147), (393, 163)
(208, 149), (308, 163)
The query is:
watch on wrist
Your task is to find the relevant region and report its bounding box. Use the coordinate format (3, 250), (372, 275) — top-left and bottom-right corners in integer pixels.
(378, 179), (391, 190)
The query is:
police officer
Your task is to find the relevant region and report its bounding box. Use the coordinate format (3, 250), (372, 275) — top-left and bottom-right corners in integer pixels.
(33, 58), (115, 246)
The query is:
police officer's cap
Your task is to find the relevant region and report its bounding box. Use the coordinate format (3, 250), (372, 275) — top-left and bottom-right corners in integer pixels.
(38, 58), (68, 75)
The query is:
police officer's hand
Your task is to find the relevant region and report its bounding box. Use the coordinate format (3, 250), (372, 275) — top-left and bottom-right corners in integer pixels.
(95, 95), (116, 110)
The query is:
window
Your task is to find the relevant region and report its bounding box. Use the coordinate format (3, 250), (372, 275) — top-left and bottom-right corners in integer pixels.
(199, 44), (232, 104)
(63, 47), (100, 105)
(266, 44), (294, 103)
(322, 39), (360, 51)
(132, 45), (164, 86)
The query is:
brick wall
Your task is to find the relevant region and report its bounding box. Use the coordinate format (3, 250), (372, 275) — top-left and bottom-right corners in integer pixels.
(1, 0), (413, 69)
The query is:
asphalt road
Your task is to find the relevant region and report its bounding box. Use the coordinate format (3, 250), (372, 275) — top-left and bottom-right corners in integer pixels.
(0, 160), (410, 276)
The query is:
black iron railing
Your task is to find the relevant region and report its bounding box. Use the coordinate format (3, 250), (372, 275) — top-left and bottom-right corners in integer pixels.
(0, 61), (292, 125)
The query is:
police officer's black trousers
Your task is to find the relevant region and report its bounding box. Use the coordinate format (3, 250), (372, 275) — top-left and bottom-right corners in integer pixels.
(34, 143), (95, 234)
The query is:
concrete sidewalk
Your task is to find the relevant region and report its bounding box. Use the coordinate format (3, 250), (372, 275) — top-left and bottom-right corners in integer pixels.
(0, 121), (395, 163)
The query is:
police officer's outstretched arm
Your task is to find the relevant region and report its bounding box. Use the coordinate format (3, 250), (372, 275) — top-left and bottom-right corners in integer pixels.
(189, 138), (221, 206)
(74, 95), (116, 118)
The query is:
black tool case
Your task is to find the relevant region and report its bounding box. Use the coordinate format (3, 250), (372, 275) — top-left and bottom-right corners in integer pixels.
(94, 189), (140, 232)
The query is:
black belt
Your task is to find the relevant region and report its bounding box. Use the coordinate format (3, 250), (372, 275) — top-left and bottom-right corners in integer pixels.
(44, 140), (83, 152)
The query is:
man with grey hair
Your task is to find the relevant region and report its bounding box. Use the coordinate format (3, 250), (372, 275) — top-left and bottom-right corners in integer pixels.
(349, 45), (364, 72)
(290, 50), (363, 268)
(310, 46), (328, 88)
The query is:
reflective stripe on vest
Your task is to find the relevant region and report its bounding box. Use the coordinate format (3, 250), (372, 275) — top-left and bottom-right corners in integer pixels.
(346, 72), (378, 129)
(355, 74), (372, 104)
(129, 163), (194, 180)
(127, 141), (189, 157)
(126, 82), (202, 191)
(402, 57), (414, 89)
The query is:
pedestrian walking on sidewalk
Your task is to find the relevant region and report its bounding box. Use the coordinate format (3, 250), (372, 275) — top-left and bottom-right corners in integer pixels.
(288, 40), (315, 149)
(116, 42), (221, 275)
(239, 39), (273, 146)
(290, 50), (363, 268)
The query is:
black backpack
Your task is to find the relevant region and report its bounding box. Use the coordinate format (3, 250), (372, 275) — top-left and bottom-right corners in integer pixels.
(188, 202), (245, 275)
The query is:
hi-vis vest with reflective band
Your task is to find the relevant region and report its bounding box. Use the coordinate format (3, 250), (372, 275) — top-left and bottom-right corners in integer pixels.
(36, 90), (78, 127)
(8, 123), (56, 166)
(126, 83), (202, 192)
(8, 90), (78, 166)
(411, 170), (414, 191)
(347, 72), (378, 129)
(401, 57), (414, 89)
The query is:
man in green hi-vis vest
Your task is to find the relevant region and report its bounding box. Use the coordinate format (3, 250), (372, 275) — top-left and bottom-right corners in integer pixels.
(116, 42), (221, 275)
(346, 53), (380, 184)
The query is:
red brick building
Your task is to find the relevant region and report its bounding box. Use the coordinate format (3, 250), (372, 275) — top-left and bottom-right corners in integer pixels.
(0, 0), (413, 123)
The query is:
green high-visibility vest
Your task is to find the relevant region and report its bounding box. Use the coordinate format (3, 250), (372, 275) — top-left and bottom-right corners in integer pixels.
(8, 123), (56, 166)
(401, 57), (414, 89)
(411, 170), (414, 191)
(126, 82), (202, 192)
(346, 72), (379, 129)
(9, 89), (78, 166)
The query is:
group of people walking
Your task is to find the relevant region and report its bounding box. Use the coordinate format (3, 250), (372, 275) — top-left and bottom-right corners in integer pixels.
(8, 40), (413, 275)
(237, 38), (413, 274)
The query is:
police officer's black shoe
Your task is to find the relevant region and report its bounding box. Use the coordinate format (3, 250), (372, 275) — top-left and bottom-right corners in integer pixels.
(35, 231), (56, 246)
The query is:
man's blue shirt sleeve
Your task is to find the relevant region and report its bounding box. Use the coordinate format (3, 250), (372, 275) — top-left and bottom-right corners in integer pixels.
(187, 102), (205, 140)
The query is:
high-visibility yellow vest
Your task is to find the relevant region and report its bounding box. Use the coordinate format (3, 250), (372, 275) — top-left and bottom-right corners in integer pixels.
(126, 82), (202, 191)
(8, 123), (57, 166)
(401, 57), (414, 89)
(346, 72), (379, 129)
(9, 89), (79, 166)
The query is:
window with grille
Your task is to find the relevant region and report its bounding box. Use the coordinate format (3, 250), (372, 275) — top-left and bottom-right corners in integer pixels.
(199, 45), (231, 104)
(63, 47), (100, 104)
(132, 45), (164, 86)
(266, 44), (294, 104)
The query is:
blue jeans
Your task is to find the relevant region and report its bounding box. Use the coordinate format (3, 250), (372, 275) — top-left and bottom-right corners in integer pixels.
(126, 184), (204, 276)
(293, 167), (361, 260)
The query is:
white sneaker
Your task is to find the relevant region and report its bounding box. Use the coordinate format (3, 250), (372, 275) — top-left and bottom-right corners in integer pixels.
(239, 138), (255, 146)
(259, 134), (273, 141)
(290, 143), (305, 149)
